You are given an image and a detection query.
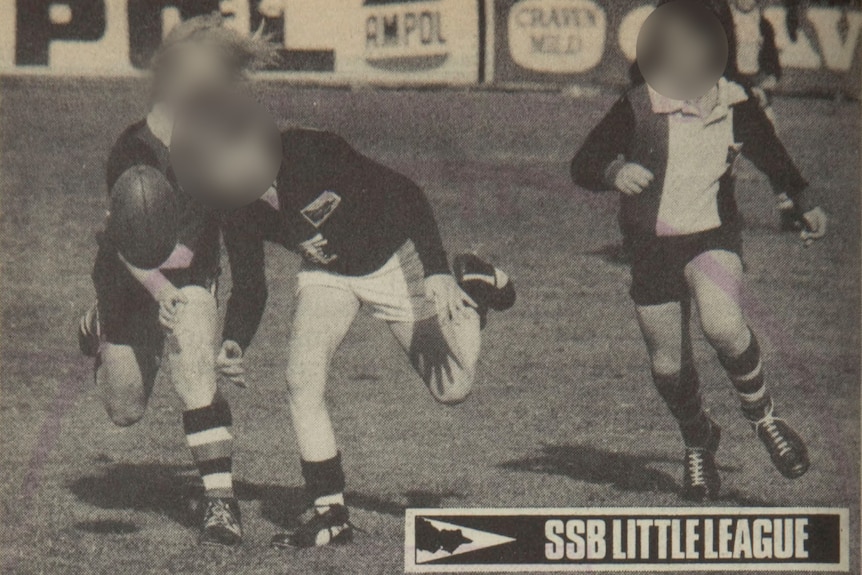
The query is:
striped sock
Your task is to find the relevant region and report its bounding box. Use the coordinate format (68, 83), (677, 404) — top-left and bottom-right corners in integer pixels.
(718, 329), (771, 421)
(301, 452), (346, 510)
(183, 399), (234, 499)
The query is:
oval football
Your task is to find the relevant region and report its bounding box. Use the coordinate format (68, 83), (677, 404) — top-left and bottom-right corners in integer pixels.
(107, 165), (180, 269)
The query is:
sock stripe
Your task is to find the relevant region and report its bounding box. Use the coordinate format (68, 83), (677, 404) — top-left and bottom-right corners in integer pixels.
(186, 426), (233, 447)
(314, 493), (345, 508)
(198, 457), (232, 477)
(190, 439), (232, 463)
(183, 401), (235, 497)
(739, 386), (768, 404)
(182, 400), (232, 434)
(202, 472), (233, 491)
(731, 360), (762, 383)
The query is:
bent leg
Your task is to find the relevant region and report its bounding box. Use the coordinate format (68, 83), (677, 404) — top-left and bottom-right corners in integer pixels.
(687, 250), (809, 478)
(388, 311), (481, 405)
(636, 301), (713, 447)
(687, 251), (771, 417)
(96, 343), (159, 427)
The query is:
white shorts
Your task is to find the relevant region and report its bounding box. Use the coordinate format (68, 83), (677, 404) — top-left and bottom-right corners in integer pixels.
(295, 241), (437, 324)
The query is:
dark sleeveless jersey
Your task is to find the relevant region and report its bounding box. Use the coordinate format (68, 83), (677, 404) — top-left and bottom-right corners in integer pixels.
(94, 119), (220, 290)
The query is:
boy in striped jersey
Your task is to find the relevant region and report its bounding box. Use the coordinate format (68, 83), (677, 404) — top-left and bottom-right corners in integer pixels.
(571, 0), (827, 501)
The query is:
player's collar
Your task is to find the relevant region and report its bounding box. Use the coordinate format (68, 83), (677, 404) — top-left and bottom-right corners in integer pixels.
(146, 104), (173, 148)
(259, 183), (280, 210)
(648, 78), (748, 123)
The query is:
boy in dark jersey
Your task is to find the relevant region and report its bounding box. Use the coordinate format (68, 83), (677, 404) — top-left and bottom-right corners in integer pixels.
(77, 14), (278, 547)
(178, 113), (517, 547)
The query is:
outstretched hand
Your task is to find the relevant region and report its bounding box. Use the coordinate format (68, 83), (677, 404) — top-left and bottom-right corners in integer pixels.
(217, 339), (246, 388)
(425, 274), (477, 323)
(801, 207), (827, 246)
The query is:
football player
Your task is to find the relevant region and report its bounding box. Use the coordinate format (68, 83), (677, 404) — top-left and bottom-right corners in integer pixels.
(176, 93), (516, 548)
(729, 0), (801, 231)
(571, 0), (826, 501)
(76, 14), (278, 546)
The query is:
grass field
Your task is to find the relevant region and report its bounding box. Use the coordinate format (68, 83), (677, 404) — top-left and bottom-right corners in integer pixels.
(0, 77), (859, 575)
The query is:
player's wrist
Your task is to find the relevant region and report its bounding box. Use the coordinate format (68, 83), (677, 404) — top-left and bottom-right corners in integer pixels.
(143, 270), (172, 300)
(603, 156), (627, 190)
(790, 188), (815, 216)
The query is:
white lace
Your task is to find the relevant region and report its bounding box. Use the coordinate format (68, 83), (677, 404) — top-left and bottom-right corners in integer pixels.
(686, 449), (708, 486)
(205, 500), (240, 532)
(757, 411), (792, 457)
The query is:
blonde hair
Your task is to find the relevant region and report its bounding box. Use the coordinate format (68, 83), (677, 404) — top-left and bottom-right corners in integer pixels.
(151, 13), (281, 81)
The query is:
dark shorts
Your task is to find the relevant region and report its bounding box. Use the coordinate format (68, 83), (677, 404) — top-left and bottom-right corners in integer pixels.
(92, 242), (217, 348)
(629, 225), (743, 306)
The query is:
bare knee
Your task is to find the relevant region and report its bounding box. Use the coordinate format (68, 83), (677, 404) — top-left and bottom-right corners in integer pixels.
(96, 347), (152, 426)
(99, 375), (147, 426)
(428, 367), (474, 406)
(649, 350), (682, 377)
(106, 403), (146, 427)
(644, 337), (683, 377)
(700, 312), (749, 356)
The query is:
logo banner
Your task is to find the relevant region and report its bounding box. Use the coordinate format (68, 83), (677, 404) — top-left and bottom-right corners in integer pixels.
(405, 508), (849, 572)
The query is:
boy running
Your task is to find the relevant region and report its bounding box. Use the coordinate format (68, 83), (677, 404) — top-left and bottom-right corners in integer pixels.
(571, 0), (827, 501)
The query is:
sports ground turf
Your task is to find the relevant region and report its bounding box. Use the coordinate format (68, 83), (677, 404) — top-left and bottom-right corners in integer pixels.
(0, 77), (859, 574)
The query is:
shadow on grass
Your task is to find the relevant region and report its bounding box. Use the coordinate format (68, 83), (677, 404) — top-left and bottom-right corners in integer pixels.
(73, 519), (140, 534)
(584, 243), (631, 266)
(499, 444), (772, 506)
(68, 461), (463, 530)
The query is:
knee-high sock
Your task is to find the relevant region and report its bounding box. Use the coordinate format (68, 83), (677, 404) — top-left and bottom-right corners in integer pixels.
(652, 364), (711, 447)
(717, 329), (771, 421)
(183, 399), (234, 499)
(301, 452), (346, 510)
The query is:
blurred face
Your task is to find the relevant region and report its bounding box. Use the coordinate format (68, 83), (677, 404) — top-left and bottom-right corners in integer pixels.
(637, 0), (728, 100)
(170, 90), (282, 210)
(156, 42), (241, 108)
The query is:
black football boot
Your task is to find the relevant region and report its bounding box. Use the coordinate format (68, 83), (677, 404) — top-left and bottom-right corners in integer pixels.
(200, 497), (243, 547)
(750, 402), (810, 479)
(77, 304), (100, 358)
(271, 504), (354, 549)
(452, 253), (516, 328)
(681, 418), (722, 502)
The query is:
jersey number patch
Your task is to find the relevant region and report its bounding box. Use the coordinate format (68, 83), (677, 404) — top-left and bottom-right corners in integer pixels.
(301, 191), (341, 228)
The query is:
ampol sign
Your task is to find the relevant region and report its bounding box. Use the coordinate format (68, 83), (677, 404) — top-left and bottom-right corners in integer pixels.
(0, 0), (481, 85)
(490, 0), (862, 95)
